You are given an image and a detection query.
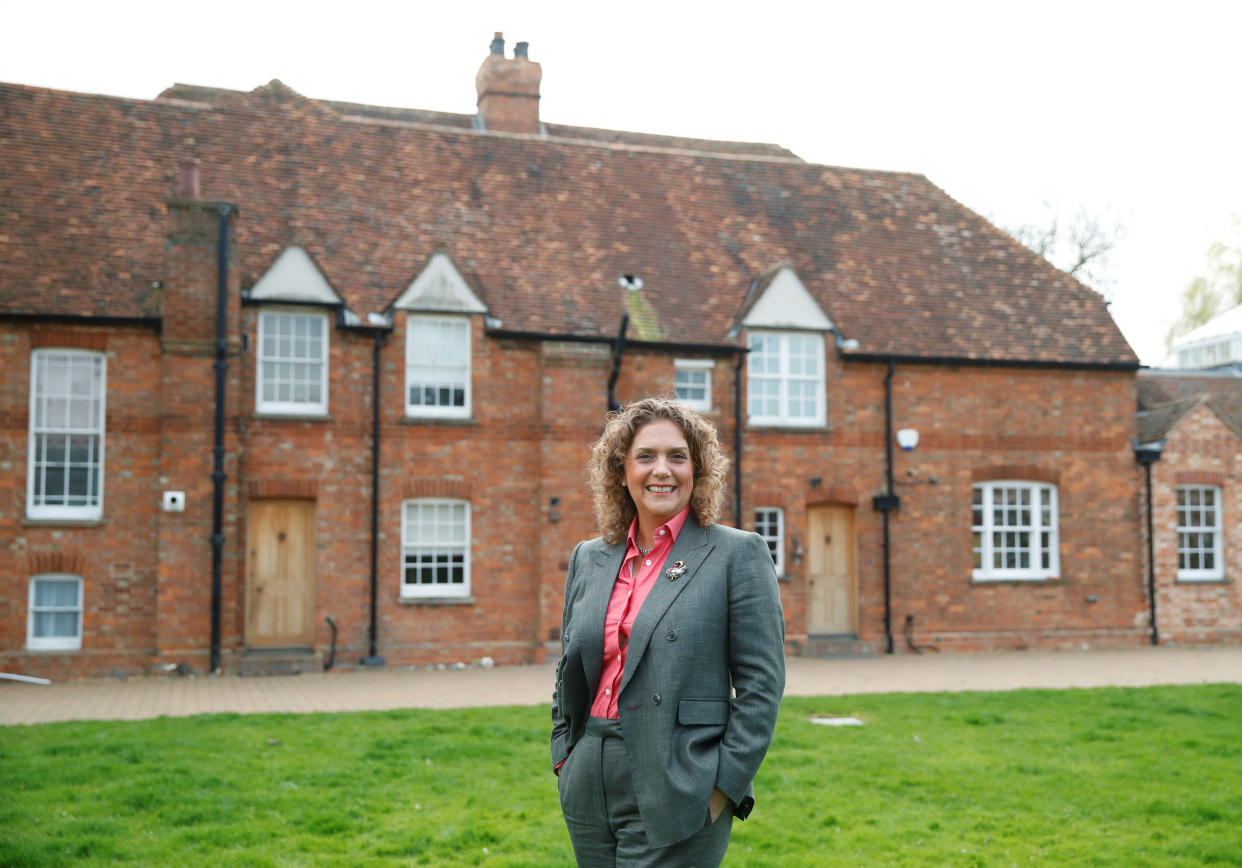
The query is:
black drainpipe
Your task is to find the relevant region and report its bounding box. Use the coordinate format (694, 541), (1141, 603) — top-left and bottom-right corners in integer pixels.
(1134, 439), (1164, 646)
(871, 359), (899, 654)
(607, 314), (630, 411)
(209, 204), (232, 675)
(362, 328), (388, 666)
(733, 349), (745, 527)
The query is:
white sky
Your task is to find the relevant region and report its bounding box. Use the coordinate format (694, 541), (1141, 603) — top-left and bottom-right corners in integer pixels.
(4, 0), (1240, 366)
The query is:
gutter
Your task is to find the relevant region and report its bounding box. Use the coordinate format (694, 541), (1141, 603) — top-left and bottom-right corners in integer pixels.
(338, 315), (393, 667)
(871, 359), (899, 654)
(208, 204), (233, 675)
(362, 327), (388, 666)
(0, 312), (161, 330)
(606, 315), (629, 411)
(487, 327), (738, 357)
(734, 349), (745, 526)
(1133, 439), (1165, 646)
(843, 352), (1140, 373)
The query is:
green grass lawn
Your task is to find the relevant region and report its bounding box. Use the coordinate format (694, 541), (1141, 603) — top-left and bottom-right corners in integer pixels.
(2, 684), (1239, 867)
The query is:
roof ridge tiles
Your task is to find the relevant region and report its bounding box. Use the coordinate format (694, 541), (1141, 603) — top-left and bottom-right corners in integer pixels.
(334, 110), (812, 163)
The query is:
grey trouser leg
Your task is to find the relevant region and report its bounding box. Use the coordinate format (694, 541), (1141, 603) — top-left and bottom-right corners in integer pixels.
(559, 723), (732, 868)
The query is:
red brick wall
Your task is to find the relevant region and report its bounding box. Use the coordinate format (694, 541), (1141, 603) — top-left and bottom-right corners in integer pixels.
(1146, 406), (1242, 643)
(0, 322), (163, 679)
(743, 362), (1149, 654)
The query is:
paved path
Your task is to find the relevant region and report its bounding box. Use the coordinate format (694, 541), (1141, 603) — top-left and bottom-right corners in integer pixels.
(2, 646), (1239, 726)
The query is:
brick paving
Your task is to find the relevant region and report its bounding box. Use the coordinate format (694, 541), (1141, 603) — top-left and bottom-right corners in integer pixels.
(2, 645), (1240, 726)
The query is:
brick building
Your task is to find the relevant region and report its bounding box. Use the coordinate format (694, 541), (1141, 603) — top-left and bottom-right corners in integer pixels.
(2, 35), (1173, 680)
(1136, 371), (1242, 644)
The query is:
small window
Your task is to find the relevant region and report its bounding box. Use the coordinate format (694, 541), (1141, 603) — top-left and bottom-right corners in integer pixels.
(406, 316), (471, 418)
(401, 499), (471, 598)
(28, 575), (83, 651)
(747, 332), (825, 427)
(1177, 485), (1224, 580)
(971, 481), (1059, 581)
(754, 507), (785, 576)
(28, 349), (106, 520)
(674, 359), (714, 411)
(256, 309), (330, 415)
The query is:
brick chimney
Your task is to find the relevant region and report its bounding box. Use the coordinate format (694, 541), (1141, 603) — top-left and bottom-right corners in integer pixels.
(475, 32), (542, 135)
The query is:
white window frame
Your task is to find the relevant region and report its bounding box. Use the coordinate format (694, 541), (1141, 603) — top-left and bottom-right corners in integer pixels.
(674, 359), (714, 411)
(746, 331), (826, 427)
(255, 307), (330, 416)
(400, 498), (471, 598)
(27, 574), (84, 651)
(1177, 485), (1224, 581)
(972, 480), (1060, 581)
(27, 349), (106, 520)
(754, 507), (785, 576)
(405, 315), (471, 419)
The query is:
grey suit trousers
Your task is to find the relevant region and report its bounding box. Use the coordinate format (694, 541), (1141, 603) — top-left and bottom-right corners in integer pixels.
(559, 717), (732, 867)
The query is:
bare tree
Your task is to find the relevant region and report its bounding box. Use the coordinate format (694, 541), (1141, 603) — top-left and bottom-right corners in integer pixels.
(1164, 214), (1242, 350)
(1007, 201), (1123, 299)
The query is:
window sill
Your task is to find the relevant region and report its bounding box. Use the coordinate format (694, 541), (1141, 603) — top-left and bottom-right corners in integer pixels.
(253, 412), (333, 422)
(401, 416), (478, 427)
(398, 595), (475, 606)
(22, 517), (106, 528)
(970, 576), (1064, 585)
(1174, 576), (1231, 585)
(25, 645), (83, 653)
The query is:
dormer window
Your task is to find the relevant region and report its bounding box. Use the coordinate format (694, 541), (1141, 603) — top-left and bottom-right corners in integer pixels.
(406, 315), (471, 418)
(392, 252), (488, 421)
(255, 309), (329, 416)
(747, 332), (826, 427)
(738, 266), (831, 429)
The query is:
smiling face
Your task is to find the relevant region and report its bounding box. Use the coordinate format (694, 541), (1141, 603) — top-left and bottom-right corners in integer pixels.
(624, 418), (695, 535)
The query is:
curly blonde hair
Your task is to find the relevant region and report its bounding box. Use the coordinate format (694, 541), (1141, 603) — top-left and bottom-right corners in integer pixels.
(588, 397), (730, 545)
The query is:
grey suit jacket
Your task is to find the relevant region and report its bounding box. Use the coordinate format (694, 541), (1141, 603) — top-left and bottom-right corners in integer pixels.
(550, 514), (786, 849)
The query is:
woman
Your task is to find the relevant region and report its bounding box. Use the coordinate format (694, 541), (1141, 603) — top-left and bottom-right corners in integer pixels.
(551, 397), (785, 866)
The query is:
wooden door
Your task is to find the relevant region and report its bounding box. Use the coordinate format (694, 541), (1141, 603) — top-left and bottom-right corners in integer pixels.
(246, 499), (317, 648)
(807, 504), (857, 635)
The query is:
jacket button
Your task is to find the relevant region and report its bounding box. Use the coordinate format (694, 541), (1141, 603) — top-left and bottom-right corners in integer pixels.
(666, 630), (677, 641)
(652, 693), (662, 705)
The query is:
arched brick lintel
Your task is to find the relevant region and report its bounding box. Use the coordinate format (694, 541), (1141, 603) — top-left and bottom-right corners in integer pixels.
(971, 465), (1061, 485)
(29, 552), (88, 576)
(29, 329), (108, 351)
(402, 477), (473, 501)
(1174, 470), (1225, 486)
(806, 486), (860, 506)
(247, 478), (319, 499)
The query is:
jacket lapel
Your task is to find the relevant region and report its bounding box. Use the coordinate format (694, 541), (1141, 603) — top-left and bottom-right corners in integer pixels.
(619, 517), (713, 696)
(580, 540), (625, 698)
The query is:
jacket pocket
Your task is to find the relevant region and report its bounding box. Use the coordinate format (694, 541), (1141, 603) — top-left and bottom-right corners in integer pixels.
(677, 698), (730, 725)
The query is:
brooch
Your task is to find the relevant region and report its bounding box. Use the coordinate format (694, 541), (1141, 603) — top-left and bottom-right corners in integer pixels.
(665, 561), (686, 581)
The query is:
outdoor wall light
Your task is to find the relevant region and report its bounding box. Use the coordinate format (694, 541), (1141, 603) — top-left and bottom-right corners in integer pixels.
(791, 539), (804, 564)
(549, 496), (560, 523)
(809, 476), (823, 489)
(896, 428), (919, 451)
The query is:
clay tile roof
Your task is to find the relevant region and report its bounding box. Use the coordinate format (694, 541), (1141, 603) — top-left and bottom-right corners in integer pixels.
(1, 79), (1137, 366)
(1137, 369), (1242, 441)
(1136, 394), (1204, 444)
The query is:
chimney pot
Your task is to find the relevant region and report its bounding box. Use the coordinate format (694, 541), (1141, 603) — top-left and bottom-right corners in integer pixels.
(476, 33), (542, 134)
(178, 157), (202, 199)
